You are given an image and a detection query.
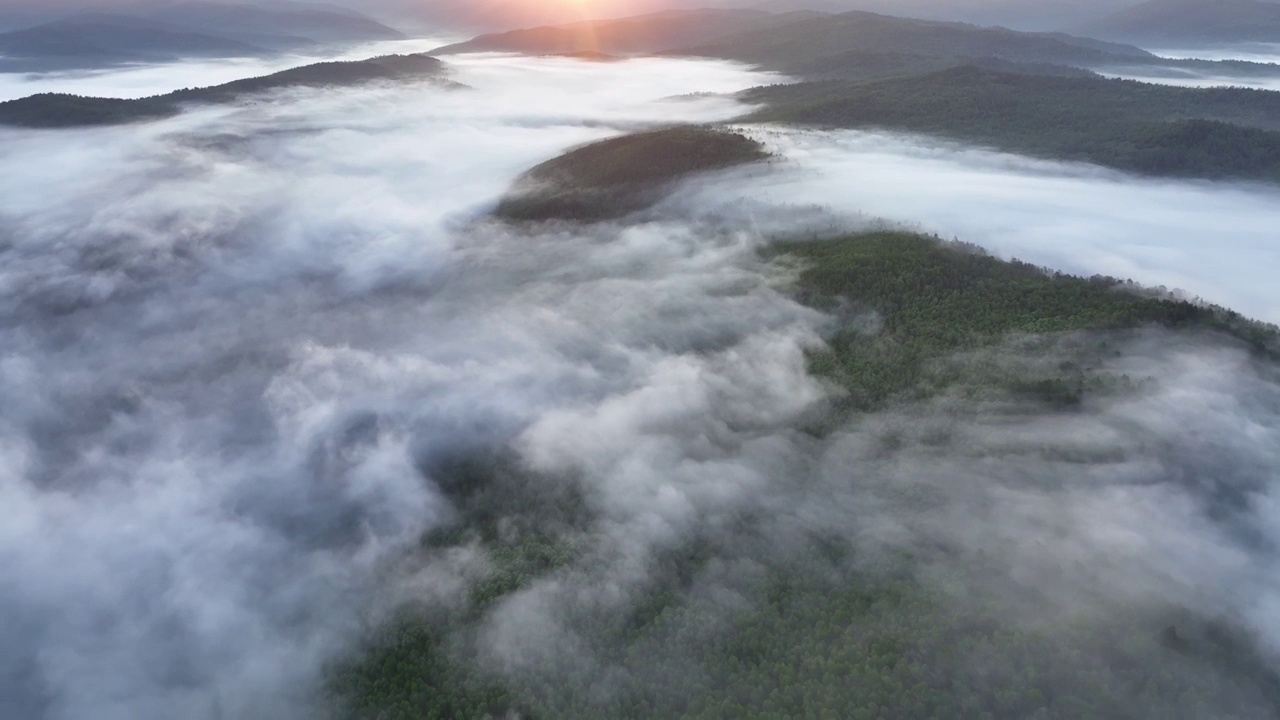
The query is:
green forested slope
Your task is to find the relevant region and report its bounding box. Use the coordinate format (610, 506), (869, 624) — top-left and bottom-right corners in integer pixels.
(328, 232), (1279, 720)
(782, 232), (1273, 406)
(495, 126), (769, 222)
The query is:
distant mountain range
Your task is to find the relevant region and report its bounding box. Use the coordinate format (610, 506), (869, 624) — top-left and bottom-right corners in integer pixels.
(431, 9), (814, 57)
(1082, 0), (1280, 45)
(749, 66), (1280, 182)
(742, 0), (1135, 30)
(0, 1), (404, 72)
(676, 11), (1153, 72)
(436, 8), (1280, 83)
(434, 9), (1157, 81)
(0, 53), (452, 128)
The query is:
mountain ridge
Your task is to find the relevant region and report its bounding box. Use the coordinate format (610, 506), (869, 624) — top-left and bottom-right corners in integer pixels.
(0, 53), (453, 128)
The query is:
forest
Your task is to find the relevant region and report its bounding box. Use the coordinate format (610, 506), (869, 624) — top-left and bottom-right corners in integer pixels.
(0, 53), (453, 128)
(494, 126), (769, 222)
(748, 66), (1280, 182)
(328, 229), (1280, 720)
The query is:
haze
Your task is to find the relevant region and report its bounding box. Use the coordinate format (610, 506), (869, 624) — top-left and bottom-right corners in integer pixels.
(4, 2), (1280, 719)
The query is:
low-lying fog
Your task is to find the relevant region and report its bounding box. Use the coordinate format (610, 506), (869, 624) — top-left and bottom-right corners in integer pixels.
(705, 127), (1280, 323)
(1099, 66), (1280, 90)
(0, 54), (781, 720)
(1148, 44), (1280, 63)
(1101, 44), (1280, 89)
(0, 37), (458, 102)
(4, 48), (1280, 720)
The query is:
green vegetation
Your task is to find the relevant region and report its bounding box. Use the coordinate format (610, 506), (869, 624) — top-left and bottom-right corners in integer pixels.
(0, 54), (454, 128)
(748, 66), (1280, 182)
(779, 231), (1275, 408)
(333, 561), (1280, 719)
(494, 126), (769, 222)
(329, 232), (1280, 720)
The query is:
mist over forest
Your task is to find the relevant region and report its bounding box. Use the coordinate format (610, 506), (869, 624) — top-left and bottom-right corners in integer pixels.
(3, 2), (1280, 720)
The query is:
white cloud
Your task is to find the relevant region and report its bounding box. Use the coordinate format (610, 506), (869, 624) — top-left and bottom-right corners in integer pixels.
(704, 127), (1280, 323)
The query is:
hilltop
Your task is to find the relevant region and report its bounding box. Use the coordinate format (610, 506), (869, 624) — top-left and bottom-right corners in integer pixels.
(0, 2), (403, 72)
(747, 66), (1280, 182)
(431, 9), (820, 57)
(495, 126), (769, 222)
(0, 54), (454, 128)
(434, 8), (1280, 86)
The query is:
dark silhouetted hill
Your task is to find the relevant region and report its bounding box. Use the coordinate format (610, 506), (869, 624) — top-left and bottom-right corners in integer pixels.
(748, 66), (1280, 182)
(0, 54), (452, 128)
(495, 126), (769, 221)
(432, 9), (818, 56)
(677, 10), (1153, 73)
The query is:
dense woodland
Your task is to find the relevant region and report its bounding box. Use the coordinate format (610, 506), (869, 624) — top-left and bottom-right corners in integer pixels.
(494, 127), (769, 222)
(781, 231), (1275, 407)
(330, 230), (1280, 720)
(749, 66), (1280, 181)
(0, 54), (453, 128)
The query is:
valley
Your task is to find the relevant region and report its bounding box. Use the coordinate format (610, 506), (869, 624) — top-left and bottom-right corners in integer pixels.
(3, 4), (1280, 720)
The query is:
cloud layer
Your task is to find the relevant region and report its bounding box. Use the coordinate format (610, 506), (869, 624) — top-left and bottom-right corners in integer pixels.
(0, 54), (782, 720)
(701, 127), (1280, 323)
(0, 38), (464, 102)
(3, 46), (1280, 720)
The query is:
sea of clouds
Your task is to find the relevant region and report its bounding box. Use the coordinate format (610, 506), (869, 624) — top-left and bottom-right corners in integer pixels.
(3, 46), (1280, 720)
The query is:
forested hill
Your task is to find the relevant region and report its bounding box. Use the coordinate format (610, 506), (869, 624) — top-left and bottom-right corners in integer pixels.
(495, 126), (769, 222)
(676, 10), (1151, 73)
(0, 54), (455, 129)
(747, 66), (1280, 183)
(331, 229), (1280, 720)
(435, 9), (1148, 65)
(672, 10), (1280, 83)
(434, 8), (1280, 86)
